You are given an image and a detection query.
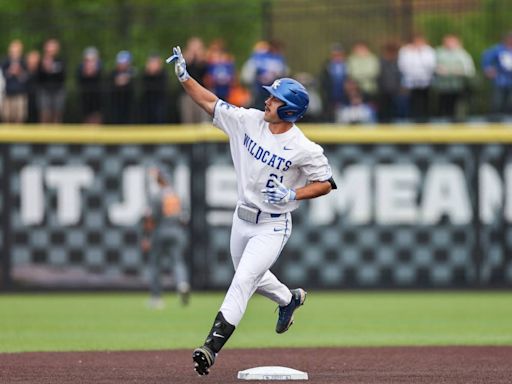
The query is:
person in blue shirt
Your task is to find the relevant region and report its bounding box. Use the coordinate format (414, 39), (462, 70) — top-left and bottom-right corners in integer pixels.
(320, 43), (347, 122)
(205, 40), (236, 101)
(482, 32), (512, 120)
(241, 40), (289, 109)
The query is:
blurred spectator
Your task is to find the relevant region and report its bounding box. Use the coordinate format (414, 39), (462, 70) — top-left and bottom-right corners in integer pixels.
(347, 42), (380, 103)
(77, 47), (103, 124)
(204, 39), (236, 101)
(179, 37), (209, 124)
(482, 31), (512, 120)
(336, 78), (376, 124)
(141, 54), (168, 124)
(110, 50), (135, 124)
(433, 34), (475, 121)
(320, 43), (347, 122)
(295, 72), (323, 122)
(25, 50), (40, 123)
(37, 38), (66, 123)
(241, 40), (289, 109)
(226, 77), (251, 108)
(398, 34), (436, 122)
(377, 41), (403, 123)
(1, 39), (29, 123)
(142, 166), (190, 308)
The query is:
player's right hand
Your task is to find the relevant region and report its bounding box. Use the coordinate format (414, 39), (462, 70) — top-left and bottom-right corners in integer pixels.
(166, 46), (190, 82)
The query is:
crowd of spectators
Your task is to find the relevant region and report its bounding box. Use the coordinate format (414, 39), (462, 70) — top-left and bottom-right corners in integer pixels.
(320, 34), (478, 124)
(1, 33), (512, 125)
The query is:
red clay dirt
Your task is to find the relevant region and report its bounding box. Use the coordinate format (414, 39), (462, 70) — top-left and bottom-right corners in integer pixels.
(1, 346), (511, 383)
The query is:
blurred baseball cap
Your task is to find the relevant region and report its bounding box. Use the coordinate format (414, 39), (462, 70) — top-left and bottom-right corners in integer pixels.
(116, 50), (132, 64)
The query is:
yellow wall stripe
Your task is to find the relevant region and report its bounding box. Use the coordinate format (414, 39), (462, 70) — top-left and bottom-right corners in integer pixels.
(1, 124), (512, 144)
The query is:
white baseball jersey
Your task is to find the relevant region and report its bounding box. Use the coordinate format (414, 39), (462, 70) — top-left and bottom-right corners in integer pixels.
(213, 99), (332, 213)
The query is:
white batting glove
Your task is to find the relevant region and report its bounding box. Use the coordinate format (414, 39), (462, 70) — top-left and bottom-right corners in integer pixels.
(261, 179), (296, 205)
(165, 46), (190, 82)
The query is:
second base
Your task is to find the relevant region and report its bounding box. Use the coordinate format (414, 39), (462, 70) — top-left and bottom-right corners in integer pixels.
(237, 366), (308, 380)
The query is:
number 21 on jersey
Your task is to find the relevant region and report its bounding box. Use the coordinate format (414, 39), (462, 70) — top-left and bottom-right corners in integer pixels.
(266, 173), (283, 188)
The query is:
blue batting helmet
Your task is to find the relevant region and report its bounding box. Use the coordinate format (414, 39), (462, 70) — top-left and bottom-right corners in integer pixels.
(263, 78), (309, 123)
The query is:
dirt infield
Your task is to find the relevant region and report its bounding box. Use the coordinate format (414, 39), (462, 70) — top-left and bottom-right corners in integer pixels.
(1, 346), (511, 383)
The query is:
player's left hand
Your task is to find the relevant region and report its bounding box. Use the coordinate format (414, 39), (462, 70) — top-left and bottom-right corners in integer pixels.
(261, 179), (296, 205)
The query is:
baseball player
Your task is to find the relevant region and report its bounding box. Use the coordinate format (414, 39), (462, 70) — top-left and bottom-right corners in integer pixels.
(167, 46), (337, 376)
(142, 166), (190, 308)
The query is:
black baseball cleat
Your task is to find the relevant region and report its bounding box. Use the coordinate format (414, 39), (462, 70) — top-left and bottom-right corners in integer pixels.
(276, 288), (307, 334)
(193, 345), (215, 376)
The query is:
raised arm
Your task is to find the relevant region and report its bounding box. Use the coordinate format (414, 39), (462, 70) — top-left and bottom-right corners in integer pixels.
(166, 46), (218, 116)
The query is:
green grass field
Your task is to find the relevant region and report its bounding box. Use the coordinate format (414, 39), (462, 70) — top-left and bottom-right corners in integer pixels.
(1, 291), (511, 353)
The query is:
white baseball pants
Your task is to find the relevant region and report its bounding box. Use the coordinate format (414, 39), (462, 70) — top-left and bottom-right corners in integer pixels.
(219, 210), (293, 326)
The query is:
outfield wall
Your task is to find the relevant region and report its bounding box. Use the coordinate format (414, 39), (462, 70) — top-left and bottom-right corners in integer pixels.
(1, 124), (511, 290)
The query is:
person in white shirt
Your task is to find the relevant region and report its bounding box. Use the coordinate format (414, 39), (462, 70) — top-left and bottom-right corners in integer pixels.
(398, 34), (436, 122)
(166, 46), (336, 376)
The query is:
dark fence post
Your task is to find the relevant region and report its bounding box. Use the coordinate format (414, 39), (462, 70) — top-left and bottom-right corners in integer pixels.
(189, 142), (208, 289)
(1, 144), (12, 290)
(473, 144), (482, 287)
(262, 0), (273, 42)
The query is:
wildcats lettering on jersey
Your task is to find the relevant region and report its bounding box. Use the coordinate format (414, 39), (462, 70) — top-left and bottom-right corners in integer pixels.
(243, 133), (292, 171)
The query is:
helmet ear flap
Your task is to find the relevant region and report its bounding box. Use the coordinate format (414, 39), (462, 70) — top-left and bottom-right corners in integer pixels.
(277, 104), (304, 122)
